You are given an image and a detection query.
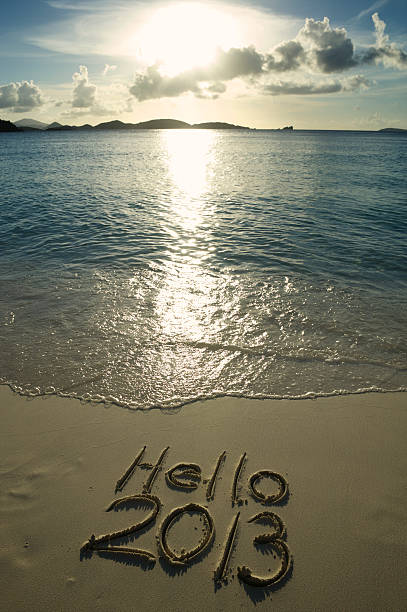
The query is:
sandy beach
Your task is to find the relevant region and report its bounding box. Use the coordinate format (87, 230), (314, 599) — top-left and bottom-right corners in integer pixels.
(1, 385), (406, 611)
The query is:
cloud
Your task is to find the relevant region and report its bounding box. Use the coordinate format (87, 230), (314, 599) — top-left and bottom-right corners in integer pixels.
(46, 1), (108, 10)
(265, 16), (364, 74)
(209, 46), (264, 80)
(125, 13), (406, 102)
(102, 64), (117, 76)
(297, 17), (357, 73)
(195, 81), (228, 100)
(64, 79), (133, 119)
(31, 1), (300, 59)
(71, 65), (131, 116)
(129, 46), (265, 102)
(342, 74), (372, 90)
(128, 19), (375, 102)
(266, 41), (305, 72)
(352, 110), (402, 129)
(207, 82), (227, 95)
(357, 13), (407, 69)
(0, 81), (44, 112)
(372, 11), (389, 47)
(353, 0), (389, 21)
(264, 75), (371, 96)
(264, 80), (342, 96)
(72, 65), (96, 107)
(267, 14), (407, 74)
(130, 65), (198, 101)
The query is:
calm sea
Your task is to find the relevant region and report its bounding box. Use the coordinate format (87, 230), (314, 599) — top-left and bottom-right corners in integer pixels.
(1, 129), (406, 409)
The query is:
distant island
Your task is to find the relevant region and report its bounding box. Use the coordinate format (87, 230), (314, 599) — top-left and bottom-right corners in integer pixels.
(2, 118), (407, 133)
(14, 118), (49, 130)
(1, 117), (251, 132)
(48, 118), (252, 131)
(0, 119), (20, 132)
(378, 128), (407, 133)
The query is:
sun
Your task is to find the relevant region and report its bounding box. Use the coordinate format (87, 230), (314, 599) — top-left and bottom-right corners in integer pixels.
(129, 2), (240, 75)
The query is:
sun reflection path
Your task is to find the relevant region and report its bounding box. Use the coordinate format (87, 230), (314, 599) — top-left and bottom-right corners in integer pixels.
(163, 129), (216, 236)
(154, 130), (220, 349)
(123, 129), (237, 396)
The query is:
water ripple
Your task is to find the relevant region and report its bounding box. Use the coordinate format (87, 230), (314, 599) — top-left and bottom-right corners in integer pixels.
(0, 129), (406, 408)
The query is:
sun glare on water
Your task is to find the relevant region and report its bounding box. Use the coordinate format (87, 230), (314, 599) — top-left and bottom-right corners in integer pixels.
(130, 2), (239, 74)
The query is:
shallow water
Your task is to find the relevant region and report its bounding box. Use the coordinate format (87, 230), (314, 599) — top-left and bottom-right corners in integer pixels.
(1, 129), (406, 408)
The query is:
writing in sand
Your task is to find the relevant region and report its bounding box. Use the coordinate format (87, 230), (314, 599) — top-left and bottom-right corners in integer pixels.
(81, 445), (292, 589)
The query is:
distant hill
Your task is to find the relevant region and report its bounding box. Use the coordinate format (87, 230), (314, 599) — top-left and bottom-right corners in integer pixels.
(46, 122), (94, 131)
(93, 118), (250, 130)
(46, 122), (74, 131)
(15, 118), (48, 130)
(191, 122), (249, 129)
(4, 117), (253, 133)
(0, 119), (19, 132)
(378, 127), (407, 133)
(93, 120), (132, 130)
(271, 125), (294, 131)
(94, 119), (192, 130)
(133, 118), (191, 129)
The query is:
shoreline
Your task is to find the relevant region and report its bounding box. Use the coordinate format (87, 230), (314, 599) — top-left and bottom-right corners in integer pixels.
(1, 386), (406, 610)
(1, 381), (405, 412)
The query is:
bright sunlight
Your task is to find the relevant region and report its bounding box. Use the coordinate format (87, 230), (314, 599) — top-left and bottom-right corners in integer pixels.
(129, 2), (240, 75)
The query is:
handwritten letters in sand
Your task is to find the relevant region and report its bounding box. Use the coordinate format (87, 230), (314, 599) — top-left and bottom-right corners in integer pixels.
(81, 446), (291, 590)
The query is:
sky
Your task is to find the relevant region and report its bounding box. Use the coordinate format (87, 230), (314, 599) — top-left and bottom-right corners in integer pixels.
(0, 0), (406, 128)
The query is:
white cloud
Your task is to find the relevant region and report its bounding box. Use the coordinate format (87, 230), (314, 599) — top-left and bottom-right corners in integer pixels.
(29, 2), (300, 59)
(357, 13), (407, 69)
(129, 46), (265, 102)
(342, 74), (372, 91)
(65, 78), (133, 119)
(29, 1), (407, 82)
(0, 80), (44, 111)
(297, 17), (357, 73)
(46, 1), (109, 11)
(353, 0), (389, 21)
(102, 64), (117, 76)
(371, 12), (407, 68)
(373, 12), (389, 47)
(352, 110), (402, 129)
(128, 12), (406, 102)
(72, 65), (96, 107)
(263, 74), (371, 96)
(266, 41), (305, 72)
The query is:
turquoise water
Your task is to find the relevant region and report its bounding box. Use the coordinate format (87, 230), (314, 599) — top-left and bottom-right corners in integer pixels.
(1, 129), (406, 408)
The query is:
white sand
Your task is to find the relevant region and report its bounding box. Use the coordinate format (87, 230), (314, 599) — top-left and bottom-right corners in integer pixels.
(1, 386), (406, 611)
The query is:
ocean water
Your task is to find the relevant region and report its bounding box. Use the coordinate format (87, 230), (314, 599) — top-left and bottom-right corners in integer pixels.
(1, 129), (406, 409)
